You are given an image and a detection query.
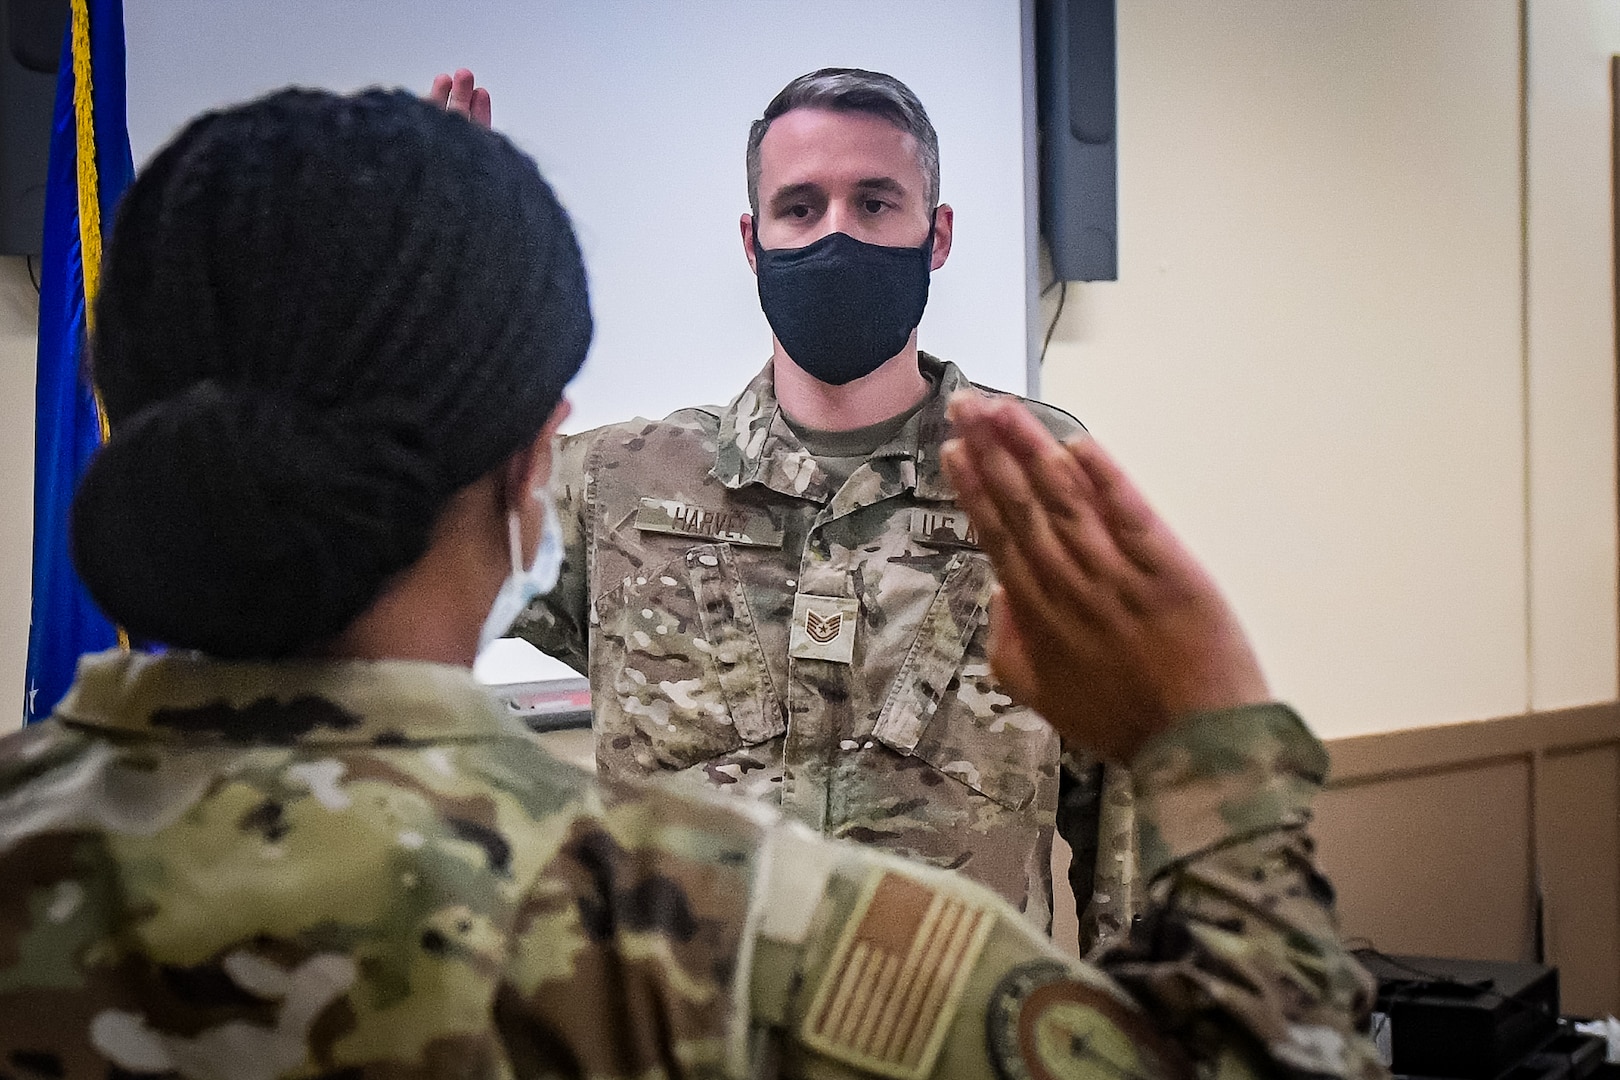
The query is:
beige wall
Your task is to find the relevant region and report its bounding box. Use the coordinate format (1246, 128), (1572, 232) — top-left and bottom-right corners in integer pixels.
(1041, 0), (1619, 739)
(1526, 0), (1620, 712)
(0, 258), (37, 730)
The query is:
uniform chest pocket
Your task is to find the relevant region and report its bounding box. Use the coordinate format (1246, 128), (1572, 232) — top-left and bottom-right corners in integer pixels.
(870, 553), (1059, 812)
(592, 543), (784, 774)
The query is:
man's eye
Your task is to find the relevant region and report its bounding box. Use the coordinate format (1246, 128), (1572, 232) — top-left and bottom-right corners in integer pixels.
(789, 205), (811, 219)
(864, 199), (887, 214)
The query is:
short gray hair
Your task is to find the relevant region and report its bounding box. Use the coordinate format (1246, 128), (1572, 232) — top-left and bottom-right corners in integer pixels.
(746, 68), (940, 217)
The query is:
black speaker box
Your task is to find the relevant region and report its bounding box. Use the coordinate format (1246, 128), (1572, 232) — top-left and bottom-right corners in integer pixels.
(0, 0), (68, 256)
(1036, 0), (1117, 282)
(1360, 953), (1562, 1080)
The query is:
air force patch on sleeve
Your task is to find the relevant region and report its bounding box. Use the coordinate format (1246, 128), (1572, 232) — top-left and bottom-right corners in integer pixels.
(800, 871), (995, 1079)
(986, 961), (1193, 1080)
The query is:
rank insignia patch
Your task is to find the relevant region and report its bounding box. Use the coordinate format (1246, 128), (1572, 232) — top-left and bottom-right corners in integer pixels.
(789, 594), (858, 664)
(805, 608), (842, 644)
(800, 871), (994, 1079)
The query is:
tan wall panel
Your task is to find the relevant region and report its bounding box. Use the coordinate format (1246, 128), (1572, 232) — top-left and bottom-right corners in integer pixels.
(1318, 704), (1620, 1015)
(1539, 745), (1620, 1016)
(1315, 760), (1535, 963)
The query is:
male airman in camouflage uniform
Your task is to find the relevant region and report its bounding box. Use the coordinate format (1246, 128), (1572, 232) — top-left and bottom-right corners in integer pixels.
(511, 67), (1135, 947)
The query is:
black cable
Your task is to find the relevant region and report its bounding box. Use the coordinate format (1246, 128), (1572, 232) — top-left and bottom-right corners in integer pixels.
(25, 254), (40, 294)
(1040, 280), (1068, 364)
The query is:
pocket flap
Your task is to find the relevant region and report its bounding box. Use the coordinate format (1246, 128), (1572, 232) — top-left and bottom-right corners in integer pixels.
(591, 545), (783, 774)
(871, 553), (992, 753)
(684, 545), (785, 745)
(870, 554), (1054, 811)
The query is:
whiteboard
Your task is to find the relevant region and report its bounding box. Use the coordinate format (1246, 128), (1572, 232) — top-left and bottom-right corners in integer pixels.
(124, 2), (1034, 434)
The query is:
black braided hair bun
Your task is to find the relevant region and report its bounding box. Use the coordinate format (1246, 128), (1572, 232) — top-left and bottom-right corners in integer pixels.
(72, 88), (592, 658)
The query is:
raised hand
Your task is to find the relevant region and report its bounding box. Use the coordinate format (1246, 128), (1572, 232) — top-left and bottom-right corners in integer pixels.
(940, 393), (1269, 763)
(426, 68), (492, 128)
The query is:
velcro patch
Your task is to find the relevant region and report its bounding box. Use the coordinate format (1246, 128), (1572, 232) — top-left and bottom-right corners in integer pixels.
(800, 871), (994, 1079)
(634, 498), (784, 547)
(986, 961), (1193, 1080)
(789, 595), (859, 664)
(909, 507), (980, 549)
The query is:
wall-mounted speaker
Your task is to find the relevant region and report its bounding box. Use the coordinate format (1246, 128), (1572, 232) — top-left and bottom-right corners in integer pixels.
(1037, 0), (1116, 281)
(0, 0), (68, 256)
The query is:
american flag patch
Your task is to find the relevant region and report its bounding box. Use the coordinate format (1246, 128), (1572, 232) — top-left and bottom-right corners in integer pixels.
(800, 872), (995, 1079)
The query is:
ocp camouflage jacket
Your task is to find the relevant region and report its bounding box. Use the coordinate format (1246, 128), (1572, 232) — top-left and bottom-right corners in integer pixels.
(516, 356), (1135, 945)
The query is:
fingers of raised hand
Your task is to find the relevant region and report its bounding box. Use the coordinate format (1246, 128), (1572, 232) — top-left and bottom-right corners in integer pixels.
(946, 397), (1072, 547)
(429, 69), (492, 127)
(426, 73), (452, 108)
(946, 430), (1069, 634)
(941, 431), (1073, 633)
(947, 396), (1138, 616)
(1063, 435), (1179, 575)
(469, 87), (492, 127)
(448, 69), (476, 114)
(975, 406), (1152, 593)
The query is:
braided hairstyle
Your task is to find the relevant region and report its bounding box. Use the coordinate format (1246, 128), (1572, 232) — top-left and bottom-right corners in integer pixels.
(71, 88), (592, 658)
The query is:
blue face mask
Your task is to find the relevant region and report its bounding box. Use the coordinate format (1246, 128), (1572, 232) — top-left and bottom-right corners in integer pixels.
(477, 487), (564, 654)
(753, 214), (935, 386)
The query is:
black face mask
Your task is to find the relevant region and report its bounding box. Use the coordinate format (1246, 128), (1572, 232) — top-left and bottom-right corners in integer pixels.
(753, 215), (935, 386)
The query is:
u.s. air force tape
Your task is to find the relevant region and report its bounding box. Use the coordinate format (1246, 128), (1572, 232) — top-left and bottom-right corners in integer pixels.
(908, 507), (980, 549)
(985, 960), (1193, 1080)
(799, 871), (994, 1079)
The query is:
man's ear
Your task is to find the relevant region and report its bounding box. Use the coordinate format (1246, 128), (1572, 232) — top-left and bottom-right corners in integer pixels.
(930, 203), (954, 271)
(741, 213), (759, 274)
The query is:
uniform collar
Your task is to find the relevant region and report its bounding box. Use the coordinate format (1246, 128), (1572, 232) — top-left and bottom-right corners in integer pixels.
(54, 649), (528, 746)
(713, 352), (965, 507)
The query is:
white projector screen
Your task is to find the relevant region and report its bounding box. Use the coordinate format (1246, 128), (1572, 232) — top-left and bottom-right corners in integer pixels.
(123, 2), (1034, 434)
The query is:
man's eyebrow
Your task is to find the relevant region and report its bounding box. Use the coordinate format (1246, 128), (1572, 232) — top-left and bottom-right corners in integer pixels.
(768, 182), (824, 209)
(853, 177), (906, 196)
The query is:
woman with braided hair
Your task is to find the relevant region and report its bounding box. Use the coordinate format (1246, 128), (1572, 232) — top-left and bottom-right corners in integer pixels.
(0, 86), (1383, 1080)
(77, 87), (587, 662)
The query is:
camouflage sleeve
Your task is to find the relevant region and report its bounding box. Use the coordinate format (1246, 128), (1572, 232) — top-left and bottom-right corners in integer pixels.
(747, 703), (1386, 1080)
(512, 430), (594, 673)
(1099, 702), (1385, 1079)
